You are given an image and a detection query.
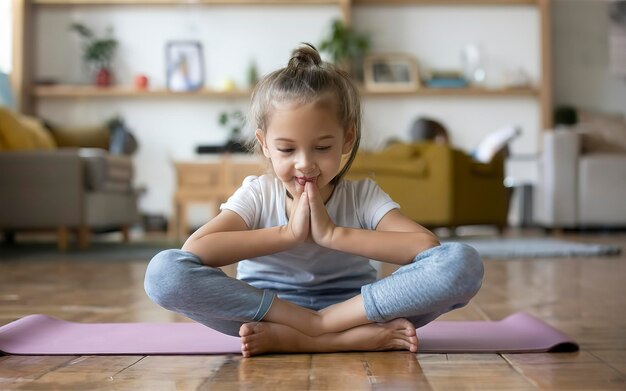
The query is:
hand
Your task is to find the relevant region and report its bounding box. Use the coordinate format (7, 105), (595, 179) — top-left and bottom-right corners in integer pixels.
(285, 188), (310, 244)
(306, 181), (337, 248)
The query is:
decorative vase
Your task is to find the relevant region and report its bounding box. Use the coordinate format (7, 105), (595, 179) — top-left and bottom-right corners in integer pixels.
(95, 68), (113, 87)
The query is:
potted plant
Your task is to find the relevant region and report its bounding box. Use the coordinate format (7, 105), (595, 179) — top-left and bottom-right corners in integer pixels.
(218, 109), (248, 153)
(319, 19), (370, 80)
(71, 23), (118, 87)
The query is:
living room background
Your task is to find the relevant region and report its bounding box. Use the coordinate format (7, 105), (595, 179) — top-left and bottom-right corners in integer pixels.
(28, 3), (538, 221)
(11, 0), (625, 226)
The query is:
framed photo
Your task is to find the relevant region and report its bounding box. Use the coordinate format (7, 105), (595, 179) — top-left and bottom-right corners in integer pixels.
(364, 54), (420, 92)
(166, 41), (205, 92)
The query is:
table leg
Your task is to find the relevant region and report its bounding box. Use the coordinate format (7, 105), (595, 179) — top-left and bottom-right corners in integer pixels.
(178, 201), (188, 243)
(168, 199), (179, 241)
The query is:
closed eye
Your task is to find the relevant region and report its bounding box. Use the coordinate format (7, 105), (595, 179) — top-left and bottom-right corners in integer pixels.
(316, 146), (331, 151)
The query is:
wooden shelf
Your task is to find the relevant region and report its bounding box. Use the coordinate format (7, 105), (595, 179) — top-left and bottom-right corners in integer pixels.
(353, 0), (537, 5)
(33, 85), (252, 98)
(16, 0), (552, 128)
(33, 84), (537, 98)
(34, 0), (342, 5)
(33, 0), (537, 4)
(362, 86), (538, 97)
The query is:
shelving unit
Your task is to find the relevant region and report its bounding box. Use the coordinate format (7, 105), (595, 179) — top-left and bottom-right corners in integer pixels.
(12, 0), (552, 127)
(11, 0), (352, 111)
(34, 84), (538, 98)
(32, 0), (344, 5)
(353, 0), (537, 5)
(11, 0), (552, 222)
(33, 85), (253, 99)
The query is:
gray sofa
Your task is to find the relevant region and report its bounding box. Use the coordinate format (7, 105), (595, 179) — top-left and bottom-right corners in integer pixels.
(0, 148), (138, 249)
(535, 129), (626, 228)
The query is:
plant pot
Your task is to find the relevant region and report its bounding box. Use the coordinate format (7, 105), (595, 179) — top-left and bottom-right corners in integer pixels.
(95, 68), (113, 87)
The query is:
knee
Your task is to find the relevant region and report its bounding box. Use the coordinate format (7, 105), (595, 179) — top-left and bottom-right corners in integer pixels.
(437, 242), (484, 297)
(144, 249), (199, 309)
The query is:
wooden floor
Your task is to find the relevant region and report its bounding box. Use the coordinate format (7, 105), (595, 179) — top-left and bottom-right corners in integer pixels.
(1, 231), (625, 390)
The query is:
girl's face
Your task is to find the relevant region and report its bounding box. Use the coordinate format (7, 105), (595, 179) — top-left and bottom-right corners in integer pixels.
(256, 101), (354, 201)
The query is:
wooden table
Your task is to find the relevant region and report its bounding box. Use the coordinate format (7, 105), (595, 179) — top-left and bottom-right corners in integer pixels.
(169, 154), (265, 243)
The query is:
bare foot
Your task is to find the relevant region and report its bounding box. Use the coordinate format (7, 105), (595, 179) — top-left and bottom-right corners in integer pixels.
(238, 318), (418, 357)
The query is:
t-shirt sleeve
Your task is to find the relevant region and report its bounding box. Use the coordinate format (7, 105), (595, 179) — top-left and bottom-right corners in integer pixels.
(219, 175), (263, 229)
(357, 179), (401, 230)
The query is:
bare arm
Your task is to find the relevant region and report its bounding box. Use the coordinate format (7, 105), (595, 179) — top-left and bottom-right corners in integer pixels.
(328, 209), (440, 265)
(182, 189), (311, 267)
(306, 182), (439, 265)
(181, 210), (292, 267)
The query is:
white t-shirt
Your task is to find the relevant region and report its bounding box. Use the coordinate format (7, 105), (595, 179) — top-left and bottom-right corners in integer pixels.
(220, 175), (400, 294)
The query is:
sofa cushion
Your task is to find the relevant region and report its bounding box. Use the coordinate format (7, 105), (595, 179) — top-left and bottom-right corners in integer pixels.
(78, 148), (133, 192)
(353, 158), (428, 178)
(0, 107), (56, 150)
(576, 110), (626, 154)
(353, 145), (429, 178)
(578, 154), (626, 224)
(50, 124), (110, 150)
(20, 116), (57, 149)
(379, 143), (416, 159)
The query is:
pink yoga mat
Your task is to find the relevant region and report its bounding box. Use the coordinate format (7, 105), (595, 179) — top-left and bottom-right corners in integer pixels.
(0, 312), (578, 355)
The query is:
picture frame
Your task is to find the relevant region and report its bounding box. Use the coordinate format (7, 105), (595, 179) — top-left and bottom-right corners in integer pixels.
(166, 41), (205, 92)
(364, 54), (420, 92)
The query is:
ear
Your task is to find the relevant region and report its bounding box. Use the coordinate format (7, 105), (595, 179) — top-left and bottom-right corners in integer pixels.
(255, 129), (271, 158)
(342, 126), (356, 155)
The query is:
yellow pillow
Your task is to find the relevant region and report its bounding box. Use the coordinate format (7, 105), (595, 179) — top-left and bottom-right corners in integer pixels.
(0, 107), (34, 150)
(0, 107), (56, 150)
(19, 115), (56, 150)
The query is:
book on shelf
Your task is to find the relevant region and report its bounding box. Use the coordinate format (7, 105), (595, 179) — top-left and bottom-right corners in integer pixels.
(425, 78), (469, 88)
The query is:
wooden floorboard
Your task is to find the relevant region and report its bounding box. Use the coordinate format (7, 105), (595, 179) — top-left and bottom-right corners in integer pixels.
(1, 231), (625, 390)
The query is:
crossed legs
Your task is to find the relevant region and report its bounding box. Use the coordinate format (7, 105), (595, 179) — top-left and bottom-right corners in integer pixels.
(144, 243), (483, 356)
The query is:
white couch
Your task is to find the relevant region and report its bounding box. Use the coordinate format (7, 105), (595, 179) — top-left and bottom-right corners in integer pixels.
(535, 128), (626, 228)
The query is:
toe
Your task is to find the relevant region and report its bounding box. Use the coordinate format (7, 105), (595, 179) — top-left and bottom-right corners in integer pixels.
(390, 338), (412, 351)
(239, 323), (255, 337)
(241, 329), (265, 347)
(241, 334), (257, 345)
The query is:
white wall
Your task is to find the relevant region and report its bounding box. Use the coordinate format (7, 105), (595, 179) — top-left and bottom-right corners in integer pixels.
(0, 0), (11, 73)
(34, 4), (542, 220)
(553, 0), (626, 114)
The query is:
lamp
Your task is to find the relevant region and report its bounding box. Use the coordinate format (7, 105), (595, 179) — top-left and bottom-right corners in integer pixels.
(0, 72), (15, 109)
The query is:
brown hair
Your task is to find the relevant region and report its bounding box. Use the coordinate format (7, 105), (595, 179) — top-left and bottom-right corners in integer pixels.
(248, 43), (361, 184)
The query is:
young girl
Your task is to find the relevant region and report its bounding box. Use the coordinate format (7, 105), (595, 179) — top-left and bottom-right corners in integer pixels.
(145, 44), (483, 357)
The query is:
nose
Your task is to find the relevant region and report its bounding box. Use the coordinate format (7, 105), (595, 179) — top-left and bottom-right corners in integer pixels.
(294, 150), (316, 173)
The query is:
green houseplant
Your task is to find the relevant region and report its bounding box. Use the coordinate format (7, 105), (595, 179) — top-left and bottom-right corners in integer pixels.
(319, 19), (370, 80)
(71, 23), (118, 87)
(218, 109), (248, 153)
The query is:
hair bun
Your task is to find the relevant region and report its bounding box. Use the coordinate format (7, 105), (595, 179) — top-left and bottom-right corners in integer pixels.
(288, 43), (322, 68)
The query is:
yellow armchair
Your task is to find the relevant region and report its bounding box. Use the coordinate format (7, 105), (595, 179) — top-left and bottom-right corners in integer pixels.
(347, 142), (509, 231)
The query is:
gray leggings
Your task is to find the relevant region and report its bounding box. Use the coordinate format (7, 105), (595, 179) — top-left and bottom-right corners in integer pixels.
(144, 243), (483, 337)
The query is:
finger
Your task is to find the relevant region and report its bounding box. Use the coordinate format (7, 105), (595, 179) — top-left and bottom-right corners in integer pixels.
(296, 191), (310, 240)
(306, 181), (324, 213)
(300, 189), (309, 211)
(300, 191), (310, 225)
